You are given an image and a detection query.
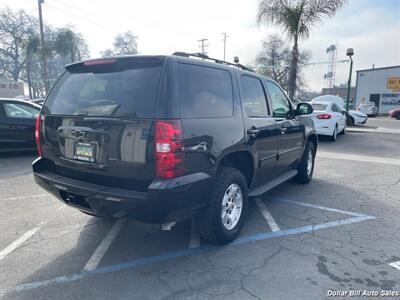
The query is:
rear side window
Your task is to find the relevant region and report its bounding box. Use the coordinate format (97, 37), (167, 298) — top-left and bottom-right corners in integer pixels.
(4, 103), (39, 119)
(178, 63), (233, 118)
(240, 75), (269, 118)
(43, 59), (163, 118)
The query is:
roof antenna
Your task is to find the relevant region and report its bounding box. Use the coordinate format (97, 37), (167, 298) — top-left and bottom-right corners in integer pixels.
(234, 56), (239, 64)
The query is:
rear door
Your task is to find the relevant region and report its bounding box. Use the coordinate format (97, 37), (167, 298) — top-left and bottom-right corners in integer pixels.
(265, 81), (303, 172)
(40, 57), (165, 191)
(0, 101), (39, 150)
(331, 103), (345, 131)
(239, 74), (279, 187)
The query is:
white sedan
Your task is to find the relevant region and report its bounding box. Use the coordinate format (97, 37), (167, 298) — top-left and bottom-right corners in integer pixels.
(311, 101), (346, 141)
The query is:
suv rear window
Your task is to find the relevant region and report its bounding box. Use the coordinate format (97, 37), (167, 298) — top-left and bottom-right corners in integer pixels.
(43, 58), (164, 118)
(178, 63), (233, 118)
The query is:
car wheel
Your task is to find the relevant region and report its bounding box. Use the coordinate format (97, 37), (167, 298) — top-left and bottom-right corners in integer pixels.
(196, 167), (248, 244)
(396, 113), (400, 120)
(330, 125), (338, 142)
(293, 141), (315, 184)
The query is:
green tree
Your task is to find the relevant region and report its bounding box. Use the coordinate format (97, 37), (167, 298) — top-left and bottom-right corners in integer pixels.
(257, 0), (346, 100)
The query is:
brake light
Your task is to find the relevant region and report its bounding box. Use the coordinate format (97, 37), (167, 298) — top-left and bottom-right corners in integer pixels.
(35, 115), (43, 157)
(155, 120), (184, 179)
(316, 114), (332, 119)
(83, 59), (117, 66)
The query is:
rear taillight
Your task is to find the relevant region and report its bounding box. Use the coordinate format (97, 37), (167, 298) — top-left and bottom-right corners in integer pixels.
(316, 114), (332, 120)
(35, 115), (43, 157)
(155, 120), (184, 179)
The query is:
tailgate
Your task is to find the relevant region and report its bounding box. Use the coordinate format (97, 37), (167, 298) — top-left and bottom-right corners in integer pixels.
(39, 56), (164, 191)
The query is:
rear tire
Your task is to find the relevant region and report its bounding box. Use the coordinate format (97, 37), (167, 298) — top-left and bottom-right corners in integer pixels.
(348, 116), (354, 126)
(293, 141), (315, 184)
(396, 113), (400, 120)
(196, 167), (248, 244)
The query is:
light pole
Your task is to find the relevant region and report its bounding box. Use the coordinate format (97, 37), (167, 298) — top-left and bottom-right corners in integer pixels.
(345, 48), (354, 112)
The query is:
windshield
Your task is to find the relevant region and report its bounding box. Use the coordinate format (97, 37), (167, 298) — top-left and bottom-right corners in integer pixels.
(43, 59), (163, 118)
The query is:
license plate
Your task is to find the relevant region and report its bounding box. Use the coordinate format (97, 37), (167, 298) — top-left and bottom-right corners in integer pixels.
(74, 142), (96, 162)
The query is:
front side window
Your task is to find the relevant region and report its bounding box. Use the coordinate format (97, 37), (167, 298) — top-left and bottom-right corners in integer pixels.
(4, 103), (39, 119)
(240, 75), (269, 118)
(266, 82), (290, 118)
(178, 63), (233, 118)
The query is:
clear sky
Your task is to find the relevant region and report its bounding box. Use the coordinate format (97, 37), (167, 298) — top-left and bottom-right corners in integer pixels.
(3, 0), (400, 91)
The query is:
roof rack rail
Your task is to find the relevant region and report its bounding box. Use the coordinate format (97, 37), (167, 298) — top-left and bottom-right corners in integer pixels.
(172, 52), (254, 73)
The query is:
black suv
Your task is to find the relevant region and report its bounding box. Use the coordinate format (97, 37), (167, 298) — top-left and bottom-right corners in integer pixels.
(33, 53), (317, 244)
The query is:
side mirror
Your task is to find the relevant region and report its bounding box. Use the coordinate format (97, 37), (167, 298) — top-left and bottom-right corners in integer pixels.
(296, 102), (313, 116)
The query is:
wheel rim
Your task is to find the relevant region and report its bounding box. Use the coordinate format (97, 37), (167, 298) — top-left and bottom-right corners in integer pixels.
(307, 150), (313, 176)
(221, 183), (243, 230)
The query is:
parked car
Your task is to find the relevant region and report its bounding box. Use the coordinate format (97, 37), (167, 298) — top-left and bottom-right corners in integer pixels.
(311, 95), (367, 126)
(346, 110), (368, 126)
(310, 101), (346, 141)
(388, 108), (400, 120)
(358, 102), (378, 117)
(0, 98), (41, 152)
(33, 53), (317, 244)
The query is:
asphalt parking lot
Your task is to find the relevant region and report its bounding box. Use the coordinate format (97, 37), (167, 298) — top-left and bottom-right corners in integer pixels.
(1, 118), (399, 300)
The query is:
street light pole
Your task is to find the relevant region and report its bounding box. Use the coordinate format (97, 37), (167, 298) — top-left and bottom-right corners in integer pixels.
(345, 48), (354, 112)
(38, 0), (49, 94)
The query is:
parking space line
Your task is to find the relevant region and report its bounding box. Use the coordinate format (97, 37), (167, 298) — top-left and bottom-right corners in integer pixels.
(1, 194), (48, 201)
(276, 198), (365, 217)
(189, 219), (200, 248)
(317, 151), (400, 166)
(389, 261), (400, 271)
(255, 198), (280, 232)
(0, 221), (46, 261)
(83, 219), (125, 272)
(8, 213), (375, 293)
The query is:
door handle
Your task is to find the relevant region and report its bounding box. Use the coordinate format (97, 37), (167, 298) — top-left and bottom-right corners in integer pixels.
(247, 127), (260, 137)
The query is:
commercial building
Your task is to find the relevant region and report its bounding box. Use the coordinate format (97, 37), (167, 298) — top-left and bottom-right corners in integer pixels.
(355, 65), (400, 113)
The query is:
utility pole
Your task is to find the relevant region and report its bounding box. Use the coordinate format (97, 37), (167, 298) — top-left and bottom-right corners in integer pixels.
(38, 0), (49, 94)
(222, 32), (228, 61)
(198, 38), (208, 55)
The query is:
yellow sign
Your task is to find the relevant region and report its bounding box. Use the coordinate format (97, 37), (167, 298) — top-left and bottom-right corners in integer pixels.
(387, 77), (400, 92)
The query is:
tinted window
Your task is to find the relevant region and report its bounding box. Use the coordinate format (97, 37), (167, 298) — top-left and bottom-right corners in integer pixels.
(240, 75), (269, 118)
(312, 103), (328, 111)
(43, 59), (163, 118)
(4, 103), (39, 119)
(178, 63), (233, 118)
(266, 81), (290, 118)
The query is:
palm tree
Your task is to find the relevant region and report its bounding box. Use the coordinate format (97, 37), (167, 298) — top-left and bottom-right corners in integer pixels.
(257, 0), (347, 100)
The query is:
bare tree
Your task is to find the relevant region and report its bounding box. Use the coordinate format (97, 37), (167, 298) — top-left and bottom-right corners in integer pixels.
(0, 7), (36, 81)
(102, 31), (138, 57)
(256, 34), (311, 93)
(257, 0), (347, 100)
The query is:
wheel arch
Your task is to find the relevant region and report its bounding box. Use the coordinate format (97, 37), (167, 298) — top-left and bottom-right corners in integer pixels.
(217, 150), (255, 188)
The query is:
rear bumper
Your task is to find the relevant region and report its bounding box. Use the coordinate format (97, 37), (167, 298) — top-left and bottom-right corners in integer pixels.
(33, 158), (213, 223)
